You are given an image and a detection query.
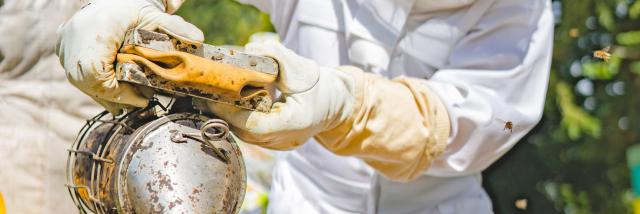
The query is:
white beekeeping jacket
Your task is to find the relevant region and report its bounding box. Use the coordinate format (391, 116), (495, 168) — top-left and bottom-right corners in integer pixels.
(241, 0), (554, 213)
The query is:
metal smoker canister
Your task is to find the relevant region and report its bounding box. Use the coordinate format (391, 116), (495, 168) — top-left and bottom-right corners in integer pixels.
(66, 105), (246, 214)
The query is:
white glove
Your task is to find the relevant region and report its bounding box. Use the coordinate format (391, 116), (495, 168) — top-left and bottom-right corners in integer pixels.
(210, 41), (452, 181)
(207, 41), (357, 149)
(56, 0), (203, 114)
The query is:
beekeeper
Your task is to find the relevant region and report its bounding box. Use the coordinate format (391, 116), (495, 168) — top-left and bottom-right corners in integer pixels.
(0, 0), (102, 213)
(56, 0), (553, 213)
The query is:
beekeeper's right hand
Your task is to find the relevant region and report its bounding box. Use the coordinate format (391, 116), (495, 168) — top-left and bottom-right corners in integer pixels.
(56, 0), (203, 115)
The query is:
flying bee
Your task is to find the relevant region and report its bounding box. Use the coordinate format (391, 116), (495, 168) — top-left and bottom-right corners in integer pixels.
(495, 119), (521, 134)
(593, 46), (611, 62)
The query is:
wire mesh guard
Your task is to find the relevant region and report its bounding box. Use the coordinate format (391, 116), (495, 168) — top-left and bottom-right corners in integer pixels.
(65, 103), (246, 214)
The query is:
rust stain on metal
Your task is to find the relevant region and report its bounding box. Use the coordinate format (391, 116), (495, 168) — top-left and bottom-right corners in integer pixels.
(151, 201), (165, 214)
(168, 198), (183, 210)
(192, 187), (201, 195)
(146, 182), (160, 203)
(188, 183), (204, 204)
(71, 122), (116, 210)
(137, 139), (154, 151)
(155, 170), (174, 191)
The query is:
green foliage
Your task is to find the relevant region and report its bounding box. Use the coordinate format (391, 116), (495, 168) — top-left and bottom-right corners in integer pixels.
(596, 1), (616, 31)
(542, 182), (592, 214)
(631, 62), (640, 75)
(556, 82), (601, 140)
(581, 57), (621, 80)
(486, 0), (640, 213)
(175, 0), (273, 45)
(630, 1), (640, 19)
(617, 31), (640, 46)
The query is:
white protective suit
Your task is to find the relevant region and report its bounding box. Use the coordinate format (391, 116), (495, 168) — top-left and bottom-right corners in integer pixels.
(238, 0), (553, 213)
(0, 0), (101, 213)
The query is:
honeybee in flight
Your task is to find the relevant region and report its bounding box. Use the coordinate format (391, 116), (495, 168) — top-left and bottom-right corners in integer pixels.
(593, 46), (611, 62)
(495, 119), (519, 134)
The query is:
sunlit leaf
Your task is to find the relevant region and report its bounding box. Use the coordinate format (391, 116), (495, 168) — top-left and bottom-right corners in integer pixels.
(556, 82), (602, 140)
(542, 182), (593, 213)
(581, 56), (620, 80)
(630, 0), (640, 19)
(597, 1), (616, 31)
(616, 31), (640, 46)
(631, 62), (640, 75)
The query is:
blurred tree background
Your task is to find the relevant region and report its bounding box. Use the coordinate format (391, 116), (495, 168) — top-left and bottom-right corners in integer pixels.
(177, 0), (640, 213)
(485, 0), (640, 213)
(175, 0), (273, 45)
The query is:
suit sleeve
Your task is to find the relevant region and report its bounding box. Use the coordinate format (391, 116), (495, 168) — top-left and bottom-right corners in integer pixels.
(424, 0), (554, 176)
(316, 0), (553, 181)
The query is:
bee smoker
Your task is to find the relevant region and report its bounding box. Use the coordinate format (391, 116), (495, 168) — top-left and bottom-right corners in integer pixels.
(65, 29), (278, 214)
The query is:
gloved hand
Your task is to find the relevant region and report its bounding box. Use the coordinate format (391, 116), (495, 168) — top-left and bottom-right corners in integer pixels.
(56, 0), (203, 114)
(210, 41), (451, 181)
(207, 41), (358, 149)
